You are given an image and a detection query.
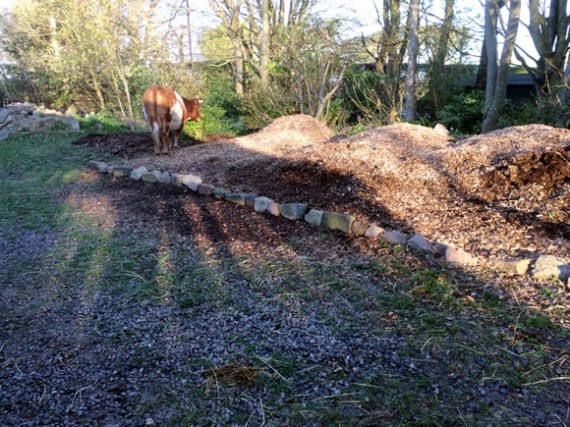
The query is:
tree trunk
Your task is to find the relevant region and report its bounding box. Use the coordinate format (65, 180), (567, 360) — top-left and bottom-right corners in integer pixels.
(525, 0), (570, 97)
(260, 0), (270, 90)
(208, 0), (245, 95)
(475, 0), (506, 90)
(315, 65), (346, 120)
(184, 0), (193, 71)
(482, 0), (521, 133)
(89, 70), (106, 111)
(404, 0), (420, 121)
(233, 42), (245, 96)
(556, 54), (570, 126)
(484, 0), (499, 112)
(429, 0), (454, 109)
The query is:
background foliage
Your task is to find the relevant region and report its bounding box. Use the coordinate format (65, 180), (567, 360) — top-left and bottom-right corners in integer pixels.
(0, 0), (569, 136)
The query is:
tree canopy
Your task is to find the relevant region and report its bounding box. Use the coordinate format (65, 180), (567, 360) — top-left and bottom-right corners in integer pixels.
(0, 0), (568, 133)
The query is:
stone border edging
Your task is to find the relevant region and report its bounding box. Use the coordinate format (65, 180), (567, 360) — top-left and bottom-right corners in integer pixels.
(87, 160), (570, 284)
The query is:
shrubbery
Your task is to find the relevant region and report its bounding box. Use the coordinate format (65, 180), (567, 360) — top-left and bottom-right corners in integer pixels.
(184, 69), (247, 139)
(76, 113), (132, 134)
(437, 90), (485, 135)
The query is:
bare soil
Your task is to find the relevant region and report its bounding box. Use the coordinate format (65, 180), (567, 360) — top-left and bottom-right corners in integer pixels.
(74, 115), (570, 263)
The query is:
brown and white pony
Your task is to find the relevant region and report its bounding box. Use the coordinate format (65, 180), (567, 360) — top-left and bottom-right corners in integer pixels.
(142, 85), (201, 155)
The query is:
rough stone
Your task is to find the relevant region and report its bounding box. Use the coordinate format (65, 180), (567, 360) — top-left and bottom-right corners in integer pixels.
(131, 166), (148, 181)
(254, 196), (273, 213)
(0, 127), (11, 141)
(489, 258), (531, 276)
(266, 201), (281, 216)
(142, 171), (161, 183)
(8, 102), (35, 113)
(380, 230), (408, 245)
(172, 173), (202, 188)
(112, 166), (132, 178)
(560, 265), (570, 282)
(170, 173), (182, 186)
(0, 108), (13, 129)
(279, 203), (308, 220)
(97, 163), (109, 173)
(531, 255), (562, 280)
(445, 246), (478, 266)
(0, 108), (12, 125)
(87, 160), (107, 171)
(130, 166), (148, 180)
(351, 220), (369, 236)
(407, 233), (433, 253)
(105, 165), (114, 174)
(197, 183), (215, 195)
(434, 123), (450, 136)
(322, 211), (355, 233)
(433, 241), (450, 257)
(159, 171), (172, 184)
(364, 225), (384, 239)
(214, 187), (229, 199)
(244, 192), (257, 208)
(68, 117), (80, 131)
(304, 209), (323, 226)
(226, 192), (246, 206)
(184, 177), (203, 191)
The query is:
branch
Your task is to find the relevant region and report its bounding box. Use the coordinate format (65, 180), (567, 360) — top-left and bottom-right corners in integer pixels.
(361, 33), (378, 60)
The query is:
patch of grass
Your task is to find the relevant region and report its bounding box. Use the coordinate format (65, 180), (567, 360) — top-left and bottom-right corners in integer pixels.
(0, 134), (95, 230)
(410, 269), (457, 307)
(351, 259), (387, 275)
(376, 292), (414, 311)
(172, 258), (233, 309)
(519, 312), (552, 329)
(77, 113), (132, 134)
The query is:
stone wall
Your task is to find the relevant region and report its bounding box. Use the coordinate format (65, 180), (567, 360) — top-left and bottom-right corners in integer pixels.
(0, 102), (80, 141)
(88, 160), (570, 285)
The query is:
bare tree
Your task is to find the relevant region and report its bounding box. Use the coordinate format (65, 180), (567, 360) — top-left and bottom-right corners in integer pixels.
(208, 0), (245, 95)
(183, 0), (193, 70)
(361, 0), (408, 123)
(482, 0), (521, 133)
(475, 0), (506, 90)
(404, 0), (419, 121)
(484, 0), (499, 113)
(427, 0), (455, 110)
(364, 0), (404, 76)
(260, 0), (270, 90)
(521, 0), (570, 96)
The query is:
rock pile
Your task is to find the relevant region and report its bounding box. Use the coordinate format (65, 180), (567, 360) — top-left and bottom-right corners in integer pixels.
(0, 102), (80, 140)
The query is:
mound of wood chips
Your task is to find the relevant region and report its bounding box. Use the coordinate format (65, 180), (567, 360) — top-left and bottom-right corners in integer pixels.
(120, 117), (569, 261)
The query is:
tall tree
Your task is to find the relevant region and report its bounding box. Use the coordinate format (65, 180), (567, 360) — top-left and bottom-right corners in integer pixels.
(208, 0), (245, 95)
(404, 0), (419, 121)
(484, 0), (499, 113)
(520, 0), (570, 97)
(183, 0), (194, 71)
(365, 0), (405, 76)
(259, 0), (270, 90)
(361, 0), (408, 123)
(0, 0), (186, 115)
(475, 0), (506, 90)
(482, 0), (521, 133)
(427, 0), (455, 110)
